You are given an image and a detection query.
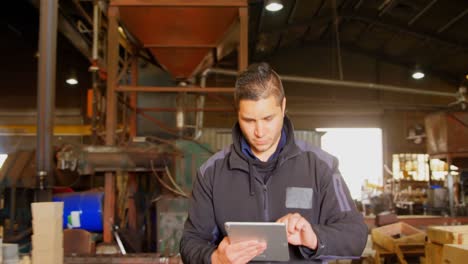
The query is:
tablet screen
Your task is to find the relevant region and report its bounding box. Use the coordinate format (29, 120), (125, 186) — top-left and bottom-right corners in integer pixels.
(225, 222), (290, 262)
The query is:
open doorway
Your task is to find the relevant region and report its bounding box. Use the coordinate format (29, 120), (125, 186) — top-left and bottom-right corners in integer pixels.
(317, 128), (383, 201)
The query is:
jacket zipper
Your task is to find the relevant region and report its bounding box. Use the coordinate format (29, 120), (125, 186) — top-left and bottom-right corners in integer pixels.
(263, 184), (269, 221)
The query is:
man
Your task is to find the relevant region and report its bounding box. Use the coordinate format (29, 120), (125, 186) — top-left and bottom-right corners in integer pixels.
(180, 63), (368, 263)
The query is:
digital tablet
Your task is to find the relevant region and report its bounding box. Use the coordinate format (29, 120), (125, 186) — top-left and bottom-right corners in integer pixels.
(225, 222), (290, 262)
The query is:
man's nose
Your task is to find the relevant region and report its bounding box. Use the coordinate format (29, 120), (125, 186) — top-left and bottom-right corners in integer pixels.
(254, 122), (264, 137)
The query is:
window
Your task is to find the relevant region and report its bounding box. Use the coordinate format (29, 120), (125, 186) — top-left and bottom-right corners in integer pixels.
(317, 128), (383, 200)
(0, 154), (7, 169)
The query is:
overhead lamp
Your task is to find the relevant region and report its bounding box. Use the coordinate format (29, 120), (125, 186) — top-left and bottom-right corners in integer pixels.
(411, 66), (425, 80)
(66, 77), (78, 85)
(265, 0), (283, 12)
(66, 69), (79, 85)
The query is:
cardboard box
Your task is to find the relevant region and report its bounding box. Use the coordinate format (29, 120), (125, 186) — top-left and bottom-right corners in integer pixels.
(371, 222), (425, 252)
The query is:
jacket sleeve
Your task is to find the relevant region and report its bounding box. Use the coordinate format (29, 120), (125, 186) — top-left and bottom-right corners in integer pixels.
(180, 168), (218, 264)
(300, 156), (368, 261)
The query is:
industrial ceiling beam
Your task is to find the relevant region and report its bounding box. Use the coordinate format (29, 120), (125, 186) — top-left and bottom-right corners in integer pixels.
(408, 0), (438, 26)
(344, 13), (468, 53)
(262, 10), (468, 54)
(437, 7), (468, 33)
(378, 0), (399, 17)
(110, 0), (247, 7)
(303, 40), (460, 85)
(143, 44), (216, 48)
(30, 0), (92, 60)
(116, 86), (235, 93)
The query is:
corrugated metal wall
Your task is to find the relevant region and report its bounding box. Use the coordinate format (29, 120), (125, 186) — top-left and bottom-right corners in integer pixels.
(199, 128), (324, 152)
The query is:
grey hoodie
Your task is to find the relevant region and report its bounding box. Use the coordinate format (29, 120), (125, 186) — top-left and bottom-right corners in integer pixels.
(180, 117), (368, 263)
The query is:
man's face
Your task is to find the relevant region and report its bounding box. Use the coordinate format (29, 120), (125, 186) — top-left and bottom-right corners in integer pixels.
(238, 95), (286, 161)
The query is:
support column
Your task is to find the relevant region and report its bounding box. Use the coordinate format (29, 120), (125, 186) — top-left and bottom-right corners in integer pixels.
(103, 6), (119, 243)
(36, 0), (58, 201)
(127, 54), (138, 230)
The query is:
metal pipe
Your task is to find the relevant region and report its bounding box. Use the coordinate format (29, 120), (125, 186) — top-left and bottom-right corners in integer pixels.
(332, 0), (343, 80)
(447, 173), (454, 217)
(279, 75), (455, 98)
(200, 68), (238, 89)
(92, 1), (100, 61)
(200, 68), (455, 98)
(9, 187), (16, 235)
(36, 0), (58, 201)
(194, 95), (206, 139)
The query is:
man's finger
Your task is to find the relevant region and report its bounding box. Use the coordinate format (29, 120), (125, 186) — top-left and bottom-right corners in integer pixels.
(234, 244), (267, 264)
(226, 240), (264, 261)
(295, 217), (308, 231)
(288, 214), (302, 234)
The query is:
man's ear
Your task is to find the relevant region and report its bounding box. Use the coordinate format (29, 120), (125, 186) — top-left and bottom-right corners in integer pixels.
(282, 98), (286, 116)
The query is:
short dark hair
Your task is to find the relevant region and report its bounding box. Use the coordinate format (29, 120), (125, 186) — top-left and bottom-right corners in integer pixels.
(234, 62), (284, 109)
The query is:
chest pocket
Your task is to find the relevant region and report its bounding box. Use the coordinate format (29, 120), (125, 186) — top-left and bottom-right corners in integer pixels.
(285, 187), (313, 209)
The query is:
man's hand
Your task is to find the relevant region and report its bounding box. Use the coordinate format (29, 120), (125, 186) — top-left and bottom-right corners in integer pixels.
(276, 213), (318, 250)
(211, 236), (266, 264)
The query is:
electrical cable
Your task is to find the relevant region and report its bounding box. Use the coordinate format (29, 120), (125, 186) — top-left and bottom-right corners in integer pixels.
(150, 160), (188, 198)
(164, 165), (187, 195)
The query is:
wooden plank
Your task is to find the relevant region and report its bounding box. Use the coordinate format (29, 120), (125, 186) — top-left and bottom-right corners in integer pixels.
(111, 0), (247, 7)
(427, 225), (468, 245)
(442, 244), (468, 264)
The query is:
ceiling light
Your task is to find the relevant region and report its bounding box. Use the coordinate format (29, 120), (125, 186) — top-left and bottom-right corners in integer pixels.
(66, 78), (78, 85)
(265, 0), (283, 12)
(411, 66), (425, 80)
(412, 71), (425, 80)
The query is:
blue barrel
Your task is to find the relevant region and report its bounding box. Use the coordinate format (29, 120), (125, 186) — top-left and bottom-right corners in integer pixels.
(53, 192), (104, 232)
